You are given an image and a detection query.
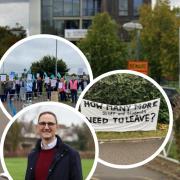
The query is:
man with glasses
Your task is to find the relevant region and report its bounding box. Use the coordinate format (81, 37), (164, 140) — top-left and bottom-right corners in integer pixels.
(25, 111), (82, 180)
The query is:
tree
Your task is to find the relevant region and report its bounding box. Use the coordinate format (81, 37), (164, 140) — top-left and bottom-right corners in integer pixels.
(75, 123), (94, 151)
(30, 55), (69, 77)
(138, 1), (180, 83)
(0, 25), (26, 59)
(84, 74), (169, 123)
(78, 12), (127, 78)
(4, 121), (23, 152)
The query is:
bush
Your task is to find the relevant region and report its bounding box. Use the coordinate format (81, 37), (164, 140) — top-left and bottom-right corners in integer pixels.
(84, 74), (169, 123)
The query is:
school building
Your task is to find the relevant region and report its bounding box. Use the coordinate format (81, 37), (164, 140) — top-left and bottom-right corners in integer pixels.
(29, 0), (151, 41)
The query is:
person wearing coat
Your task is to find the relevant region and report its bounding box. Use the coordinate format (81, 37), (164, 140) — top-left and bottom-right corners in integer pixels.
(25, 111), (82, 180)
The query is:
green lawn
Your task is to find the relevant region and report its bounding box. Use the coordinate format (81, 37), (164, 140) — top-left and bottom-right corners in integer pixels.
(97, 123), (168, 140)
(5, 157), (94, 180)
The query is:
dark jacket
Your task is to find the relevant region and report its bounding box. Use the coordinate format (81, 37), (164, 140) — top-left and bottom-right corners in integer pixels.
(25, 135), (83, 180)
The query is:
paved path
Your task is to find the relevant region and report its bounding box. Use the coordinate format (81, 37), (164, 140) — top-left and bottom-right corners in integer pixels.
(0, 109), (9, 174)
(99, 138), (164, 165)
(92, 160), (174, 180)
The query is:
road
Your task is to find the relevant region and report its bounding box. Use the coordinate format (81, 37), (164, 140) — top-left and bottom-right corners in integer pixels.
(0, 109), (9, 174)
(92, 161), (172, 180)
(99, 138), (164, 165)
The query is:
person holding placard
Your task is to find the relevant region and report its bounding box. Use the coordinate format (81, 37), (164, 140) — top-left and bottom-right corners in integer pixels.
(69, 75), (79, 104)
(0, 81), (6, 102)
(45, 78), (52, 101)
(25, 80), (33, 102)
(37, 76), (43, 96)
(58, 78), (67, 101)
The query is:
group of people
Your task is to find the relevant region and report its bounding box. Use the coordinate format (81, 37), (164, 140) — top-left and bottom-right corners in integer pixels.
(0, 74), (90, 104)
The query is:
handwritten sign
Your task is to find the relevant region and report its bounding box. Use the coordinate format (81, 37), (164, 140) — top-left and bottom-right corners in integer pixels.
(81, 99), (160, 132)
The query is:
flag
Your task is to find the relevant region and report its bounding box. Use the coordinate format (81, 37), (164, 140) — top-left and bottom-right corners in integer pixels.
(50, 74), (55, 79)
(57, 72), (61, 79)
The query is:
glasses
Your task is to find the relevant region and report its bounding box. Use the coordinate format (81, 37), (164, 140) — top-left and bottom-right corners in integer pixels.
(38, 121), (56, 127)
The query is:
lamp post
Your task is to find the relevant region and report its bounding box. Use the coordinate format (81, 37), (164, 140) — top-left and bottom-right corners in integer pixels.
(123, 22), (143, 60)
(55, 39), (57, 78)
(176, 14), (180, 88)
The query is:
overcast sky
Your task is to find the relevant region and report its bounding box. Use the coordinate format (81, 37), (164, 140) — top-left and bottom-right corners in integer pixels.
(0, 0), (179, 30)
(18, 104), (84, 126)
(0, 37), (89, 75)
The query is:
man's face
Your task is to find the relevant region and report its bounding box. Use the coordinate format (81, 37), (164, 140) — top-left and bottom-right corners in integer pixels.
(36, 113), (58, 141)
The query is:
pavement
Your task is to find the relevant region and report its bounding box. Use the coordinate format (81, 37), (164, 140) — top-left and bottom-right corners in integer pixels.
(92, 157), (180, 180)
(92, 162), (168, 180)
(99, 138), (164, 165)
(0, 109), (9, 174)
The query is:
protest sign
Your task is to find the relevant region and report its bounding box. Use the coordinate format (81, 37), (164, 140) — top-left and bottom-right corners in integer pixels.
(27, 74), (32, 80)
(58, 82), (63, 89)
(9, 74), (14, 81)
(45, 77), (50, 84)
(15, 80), (20, 84)
(0, 75), (6, 82)
(51, 79), (57, 87)
(81, 99), (160, 132)
(36, 73), (40, 78)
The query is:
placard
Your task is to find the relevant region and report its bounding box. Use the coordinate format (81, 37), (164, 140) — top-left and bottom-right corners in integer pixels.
(0, 75), (6, 82)
(51, 79), (57, 87)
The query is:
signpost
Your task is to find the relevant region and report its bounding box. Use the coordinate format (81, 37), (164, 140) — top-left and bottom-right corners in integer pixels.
(128, 61), (148, 75)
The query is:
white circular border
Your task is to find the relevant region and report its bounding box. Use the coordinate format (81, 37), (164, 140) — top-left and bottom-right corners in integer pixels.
(0, 102), (99, 180)
(0, 34), (93, 118)
(76, 70), (173, 169)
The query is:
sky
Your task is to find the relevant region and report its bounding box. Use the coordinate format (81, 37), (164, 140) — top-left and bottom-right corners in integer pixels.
(0, 0), (179, 30)
(0, 0), (29, 29)
(18, 104), (84, 126)
(0, 37), (89, 75)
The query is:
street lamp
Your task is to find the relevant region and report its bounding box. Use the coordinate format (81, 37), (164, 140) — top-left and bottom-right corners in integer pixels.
(55, 39), (57, 78)
(123, 22), (143, 60)
(176, 14), (180, 88)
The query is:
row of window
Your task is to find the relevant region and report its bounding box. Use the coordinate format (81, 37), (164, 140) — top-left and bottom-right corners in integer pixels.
(42, 0), (143, 18)
(119, 0), (143, 16)
(42, 0), (101, 17)
(42, 19), (92, 36)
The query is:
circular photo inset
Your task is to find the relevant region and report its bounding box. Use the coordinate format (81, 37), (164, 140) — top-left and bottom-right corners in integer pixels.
(76, 70), (173, 169)
(0, 34), (93, 117)
(1, 102), (98, 180)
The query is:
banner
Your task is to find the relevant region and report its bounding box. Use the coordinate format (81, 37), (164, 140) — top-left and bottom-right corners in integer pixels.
(81, 99), (160, 132)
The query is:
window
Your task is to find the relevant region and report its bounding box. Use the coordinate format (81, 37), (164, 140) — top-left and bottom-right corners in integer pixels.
(52, 0), (80, 17)
(53, 20), (64, 36)
(83, 0), (101, 16)
(53, 0), (63, 16)
(118, 0), (128, 16)
(82, 20), (92, 29)
(65, 20), (79, 29)
(133, 0), (143, 16)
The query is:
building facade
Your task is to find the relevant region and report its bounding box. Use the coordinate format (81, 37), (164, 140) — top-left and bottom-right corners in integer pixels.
(29, 0), (151, 40)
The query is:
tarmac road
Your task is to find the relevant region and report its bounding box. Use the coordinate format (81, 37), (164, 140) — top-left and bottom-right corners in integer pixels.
(0, 109), (9, 173)
(92, 162), (169, 180)
(99, 138), (164, 165)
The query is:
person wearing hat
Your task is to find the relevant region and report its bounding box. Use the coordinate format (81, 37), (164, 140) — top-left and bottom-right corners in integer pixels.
(25, 111), (82, 180)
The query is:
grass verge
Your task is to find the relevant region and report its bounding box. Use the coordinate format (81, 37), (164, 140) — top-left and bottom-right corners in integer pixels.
(5, 157), (94, 180)
(97, 123), (168, 140)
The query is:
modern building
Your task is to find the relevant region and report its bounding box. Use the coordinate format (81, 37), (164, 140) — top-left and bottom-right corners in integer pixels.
(29, 0), (151, 41)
